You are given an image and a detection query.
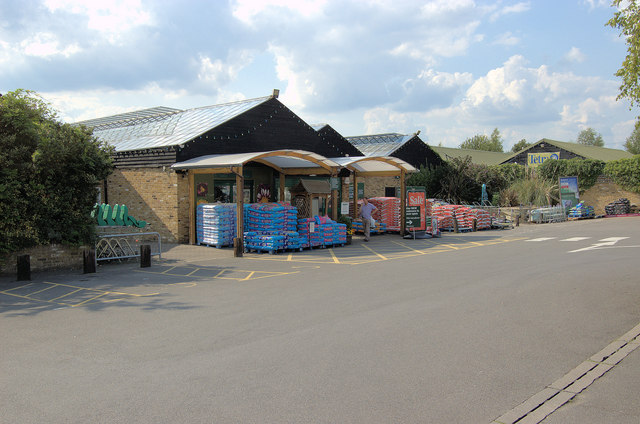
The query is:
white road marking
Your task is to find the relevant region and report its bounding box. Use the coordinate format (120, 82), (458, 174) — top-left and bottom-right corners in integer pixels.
(526, 237), (557, 242)
(560, 237), (591, 242)
(568, 237), (630, 253)
(599, 237), (629, 242)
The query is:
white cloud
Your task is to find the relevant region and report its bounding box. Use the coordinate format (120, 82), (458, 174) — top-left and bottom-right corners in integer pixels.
(465, 55), (529, 109)
(564, 47), (586, 63)
(20, 32), (80, 58)
(232, 0), (328, 24)
(196, 51), (253, 92)
(45, 84), (248, 124)
(43, 0), (153, 43)
(490, 2), (531, 21)
(583, 0), (609, 9)
(363, 107), (412, 134)
(493, 32), (520, 46)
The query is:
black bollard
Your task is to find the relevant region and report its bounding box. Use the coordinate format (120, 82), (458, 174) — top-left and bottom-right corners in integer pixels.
(83, 249), (96, 274)
(17, 255), (31, 281)
(453, 216), (459, 233)
(140, 244), (151, 268)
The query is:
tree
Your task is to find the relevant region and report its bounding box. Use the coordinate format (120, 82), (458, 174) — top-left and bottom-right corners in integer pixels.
(459, 128), (504, 152)
(511, 138), (530, 153)
(576, 127), (605, 147)
(0, 90), (113, 253)
(607, 0), (640, 107)
(624, 119), (640, 154)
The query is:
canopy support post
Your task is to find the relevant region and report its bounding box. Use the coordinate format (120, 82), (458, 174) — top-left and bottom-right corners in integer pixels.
(352, 172), (358, 219)
(235, 166), (244, 257)
(189, 170), (195, 245)
(331, 174), (338, 221)
(279, 173), (286, 202)
(400, 169), (406, 237)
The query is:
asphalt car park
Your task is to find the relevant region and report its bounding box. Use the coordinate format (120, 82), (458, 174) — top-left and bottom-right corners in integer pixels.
(2, 219), (639, 423)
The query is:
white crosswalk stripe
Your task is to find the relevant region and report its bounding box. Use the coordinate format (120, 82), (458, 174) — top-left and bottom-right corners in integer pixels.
(560, 237), (591, 242)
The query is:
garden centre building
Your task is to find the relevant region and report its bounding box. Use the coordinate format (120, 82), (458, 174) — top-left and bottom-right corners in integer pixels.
(78, 91), (442, 244)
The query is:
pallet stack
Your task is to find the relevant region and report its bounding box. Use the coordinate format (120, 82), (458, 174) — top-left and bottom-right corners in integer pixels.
(297, 218), (321, 248)
(605, 198), (631, 215)
(431, 204), (491, 231)
(431, 205), (456, 230)
(469, 208), (491, 229)
(196, 204), (237, 247)
(243, 203), (303, 252)
(352, 219), (387, 234)
(568, 202), (595, 219)
(369, 197), (401, 232)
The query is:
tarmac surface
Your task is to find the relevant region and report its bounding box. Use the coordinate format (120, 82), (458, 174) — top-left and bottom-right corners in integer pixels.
(1, 218), (639, 423)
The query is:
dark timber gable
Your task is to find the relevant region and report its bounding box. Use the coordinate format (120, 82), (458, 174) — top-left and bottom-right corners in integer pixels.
(392, 135), (444, 169)
(177, 98), (359, 162)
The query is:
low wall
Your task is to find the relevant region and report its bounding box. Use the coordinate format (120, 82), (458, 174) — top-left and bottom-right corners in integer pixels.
(0, 244), (87, 276)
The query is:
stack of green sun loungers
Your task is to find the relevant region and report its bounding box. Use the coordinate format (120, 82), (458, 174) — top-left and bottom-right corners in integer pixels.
(91, 204), (147, 228)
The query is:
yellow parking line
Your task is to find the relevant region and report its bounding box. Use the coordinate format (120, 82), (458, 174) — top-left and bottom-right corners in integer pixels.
(2, 283), (35, 292)
(49, 288), (83, 302)
(162, 266), (178, 274)
(242, 271), (256, 281)
(440, 244), (460, 250)
(390, 240), (426, 254)
(186, 268), (200, 276)
(329, 248), (341, 264)
(26, 284), (57, 296)
(361, 243), (388, 260)
(73, 292), (108, 307)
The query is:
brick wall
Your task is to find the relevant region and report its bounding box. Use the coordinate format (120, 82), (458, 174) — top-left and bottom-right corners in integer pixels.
(106, 168), (190, 243)
(0, 244), (87, 276)
(364, 176), (400, 198)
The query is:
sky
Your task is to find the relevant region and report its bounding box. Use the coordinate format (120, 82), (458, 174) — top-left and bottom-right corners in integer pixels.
(1, 0), (637, 151)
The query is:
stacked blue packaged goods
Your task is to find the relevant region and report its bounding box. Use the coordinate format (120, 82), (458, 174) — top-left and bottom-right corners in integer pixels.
(282, 204), (298, 232)
(568, 202), (595, 218)
(243, 230), (304, 251)
(352, 220), (387, 234)
(297, 217), (322, 247)
(244, 232), (286, 251)
(196, 204), (237, 247)
(242, 203), (302, 251)
(335, 223), (347, 244)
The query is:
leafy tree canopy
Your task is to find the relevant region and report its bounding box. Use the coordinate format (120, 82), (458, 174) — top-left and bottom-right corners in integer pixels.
(624, 119), (640, 154)
(511, 138), (530, 153)
(0, 89), (113, 253)
(576, 127), (605, 147)
(607, 0), (640, 107)
(459, 128), (504, 152)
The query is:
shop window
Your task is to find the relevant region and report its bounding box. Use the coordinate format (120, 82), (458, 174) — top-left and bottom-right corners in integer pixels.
(385, 187), (398, 197)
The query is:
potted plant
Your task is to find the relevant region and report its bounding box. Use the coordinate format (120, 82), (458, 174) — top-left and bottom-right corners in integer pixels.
(337, 215), (353, 244)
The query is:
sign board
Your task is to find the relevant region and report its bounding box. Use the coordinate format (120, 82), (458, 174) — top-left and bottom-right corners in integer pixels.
(559, 176), (579, 210)
(340, 201), (350, 215)
(330, 177), (340, 190)
(528, 152), (560, 167)
(405, 186), (426, 231)
(357, 182), (365, 199)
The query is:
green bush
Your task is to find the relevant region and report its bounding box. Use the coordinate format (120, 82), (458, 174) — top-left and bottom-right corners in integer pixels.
(0, 90), (113, 254)
(604, 155), (640, 193)
(408, 158), (534, 204)
(407, 162), (451, 198)
(537, 158), (605, 191)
